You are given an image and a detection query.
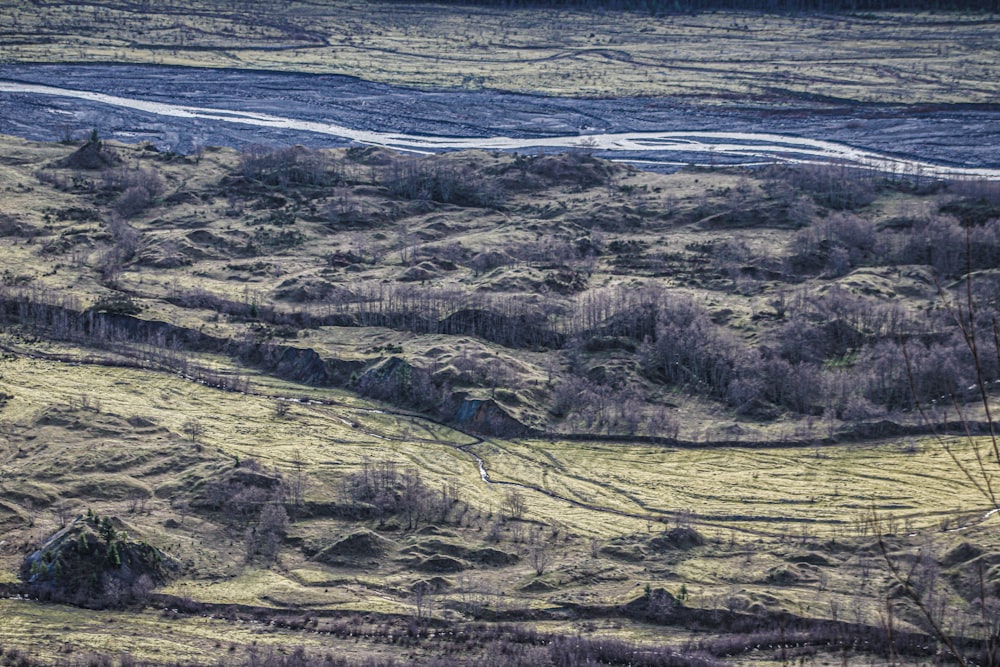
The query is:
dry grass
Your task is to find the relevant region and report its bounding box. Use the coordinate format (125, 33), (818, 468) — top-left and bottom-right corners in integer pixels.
(478, 436), (995, 536)
(0, 598), (416, 665)
(1, 2), (998, 104)
(2, 349), (997, 641)
(2, 134), (999, 663)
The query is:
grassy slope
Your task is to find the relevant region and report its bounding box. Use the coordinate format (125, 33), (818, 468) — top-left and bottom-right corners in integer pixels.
(2, 344), (997, 662)
(1, 135), (999, 663)
(0, 2), (997, 104)
(0, 137), (925, 437)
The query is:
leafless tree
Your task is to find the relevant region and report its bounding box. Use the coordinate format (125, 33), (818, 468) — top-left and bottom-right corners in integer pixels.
(530, 544), (551, 576)
(181, 418), (205, 442)
(501, 489), (526, 520)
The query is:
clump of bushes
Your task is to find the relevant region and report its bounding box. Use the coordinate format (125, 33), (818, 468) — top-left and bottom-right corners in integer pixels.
(20, 510), (170, 608)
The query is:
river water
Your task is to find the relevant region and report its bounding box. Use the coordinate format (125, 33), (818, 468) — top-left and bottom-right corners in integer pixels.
(2, 64), (999, 178)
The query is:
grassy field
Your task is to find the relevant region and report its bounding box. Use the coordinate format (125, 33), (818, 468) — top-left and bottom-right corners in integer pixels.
(2, 131), (1000, 663)
(1, 343), (998, 664)
(0, 598), (426, 665)
(476, 436), (995, 535)
(0, 1), (998, 104)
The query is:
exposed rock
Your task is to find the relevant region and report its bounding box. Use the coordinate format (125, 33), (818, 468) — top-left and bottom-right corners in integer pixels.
(453, 395), (532, 437)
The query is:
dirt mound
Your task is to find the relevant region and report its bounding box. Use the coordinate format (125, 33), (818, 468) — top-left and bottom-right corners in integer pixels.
(413, 576), (452, 593)
(21, 513), (172, 606)
(942, 541), (983, 567)
(621, 587), (679, 620)
(600, 543), (646, 562)
(470, 547), (519, 566)
(787, 551), (831, 566)
(415, 526), (457, 537)
(313, 530), (395, 566)
(762, 563), (818, 585)
(409, 538), (470, 559)
(399, 264), (438, 282)
(521, 578), (558, 592)
(274, 278), (352, 303)
(475, 271), (546, 294)
(135, 239), (200, 268)
(649, 527), (704, 552)
(55, 139), (120, 170)
(415, 555), (469, 573)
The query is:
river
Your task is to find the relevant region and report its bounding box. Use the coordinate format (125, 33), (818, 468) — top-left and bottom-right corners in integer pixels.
(2, 64), (999, 178)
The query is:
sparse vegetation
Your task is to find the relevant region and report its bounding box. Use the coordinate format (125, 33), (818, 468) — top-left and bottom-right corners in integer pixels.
(2, 0), (1000, 659)
(1, 129), (999, 664)
(2, 2), (999, 104)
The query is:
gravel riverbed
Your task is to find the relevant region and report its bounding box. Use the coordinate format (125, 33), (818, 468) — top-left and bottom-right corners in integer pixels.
(1, 64), (998, 173)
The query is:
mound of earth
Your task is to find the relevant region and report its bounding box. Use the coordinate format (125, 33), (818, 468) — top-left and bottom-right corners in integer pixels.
(470, 547), (519, 566)
(54, 138), (121, 170)
(600, 543), (646, 562)
(412, 576), (452, 593)
(474, 266), (547, 292)
(274, 278), (353, 303)
(621, 587), (680, 620)
(649, 527), (705, 552)
(761, 563), (818, 585)
(20, 513), (172, 606)
(786, 551), (831, 566)
(399, 263), (439, 282)
(407, 538), (470, 559)
(415, 526), (457, 537)
(415, 555), (469, 573)
(520, 578), (558, 592)
(942, 541), (983, 567)
(313, 529), (395, 566)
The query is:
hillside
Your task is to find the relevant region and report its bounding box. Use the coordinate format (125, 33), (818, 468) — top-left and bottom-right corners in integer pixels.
(0, 132), (999, 664)
(2, 134), (999, 438)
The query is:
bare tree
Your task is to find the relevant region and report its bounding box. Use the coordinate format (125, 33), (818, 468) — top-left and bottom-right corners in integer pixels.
(412, 580), (433, 621)
(181, 418), (205, 442)
(530, 544), (551, 576)
(501, 489), (526, 520)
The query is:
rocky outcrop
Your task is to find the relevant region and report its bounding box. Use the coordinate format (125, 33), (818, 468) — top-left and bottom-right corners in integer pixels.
(453, 395), (533, 437)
